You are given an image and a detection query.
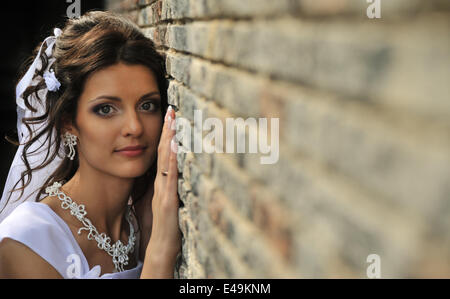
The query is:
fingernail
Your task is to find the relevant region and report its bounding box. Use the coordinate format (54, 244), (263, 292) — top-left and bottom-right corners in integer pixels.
(170, 117), (176, 131)
(165, 106), (173, 122)
(171, 138), (178, 153)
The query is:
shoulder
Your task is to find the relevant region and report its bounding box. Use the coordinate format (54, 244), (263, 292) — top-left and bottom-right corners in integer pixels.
(0, 237), (62, 278)
(0, 201), (59, 240)
(0, 201), (87, 278)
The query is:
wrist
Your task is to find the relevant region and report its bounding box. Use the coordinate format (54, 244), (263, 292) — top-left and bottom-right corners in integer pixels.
(145, 239), (178, 266)
(141, 244), (177, 278)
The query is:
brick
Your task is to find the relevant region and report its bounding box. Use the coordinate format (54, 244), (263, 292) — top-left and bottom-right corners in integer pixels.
(156, 0), (450, 20)
(189, 162), (216, 199)
(166, 53), (191, 85)
(107, 0), (139, 12)
(167, 52), (264, 118)
(167, 79), (181, 106)
(211, 154), (254, 220)
(197, 206), (253, 278)
(176, 84), (198, 123)
(210, 66), (262, 118)
(163, 17), (450, 121)
(412, 239), (450, 278)
(178, 176), (191, 202)
(157, 25), (168, 46)
(248, 184), (295, 263)
(207, 188), (299, 277)
(138, 0), (157, 7)
(167, 80), (249, 166)
(244, 143), (433, 277)
(112, 0), (450, 16)
(161, 0), (190, 20)
(298, 0), (450, 17)
(282, 84), (450, 218)
(137, 3), (162, 26)
(177, 207), (207, 278)
(120, 0), (139, 11)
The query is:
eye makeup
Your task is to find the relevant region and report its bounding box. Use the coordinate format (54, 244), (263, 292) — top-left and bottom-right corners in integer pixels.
(92, 103), (117, 117)
(138, 98), (160, 112)
(91, 97), (161, 117)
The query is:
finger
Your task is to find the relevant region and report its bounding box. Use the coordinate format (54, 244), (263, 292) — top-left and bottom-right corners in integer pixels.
(157, 106), (175, 175)
(166, 137), (179, 204)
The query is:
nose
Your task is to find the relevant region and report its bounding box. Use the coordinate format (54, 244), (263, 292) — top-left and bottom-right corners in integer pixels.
(121, 110), (144, 137)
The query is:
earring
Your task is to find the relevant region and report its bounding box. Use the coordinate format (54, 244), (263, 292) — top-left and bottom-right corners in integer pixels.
(63, 132), (77, 160)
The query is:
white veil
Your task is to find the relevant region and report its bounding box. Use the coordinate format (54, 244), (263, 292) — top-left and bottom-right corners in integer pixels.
(0, 28), (64, 223)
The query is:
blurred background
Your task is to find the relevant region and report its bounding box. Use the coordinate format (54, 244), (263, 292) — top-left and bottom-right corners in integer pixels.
(1, 0), (449, 278)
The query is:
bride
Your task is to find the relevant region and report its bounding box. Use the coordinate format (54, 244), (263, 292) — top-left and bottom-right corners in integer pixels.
(0, 11), (181, 278)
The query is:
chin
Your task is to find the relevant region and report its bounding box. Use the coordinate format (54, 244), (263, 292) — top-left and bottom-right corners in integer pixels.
(118, 168), (148, 178)
(117, 161), (152, 178)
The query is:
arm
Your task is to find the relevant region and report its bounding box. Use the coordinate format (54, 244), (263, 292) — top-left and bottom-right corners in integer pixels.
(0, 238), (63, 279)
(140, 241), (178, 278)
(140, 106), (181, 279)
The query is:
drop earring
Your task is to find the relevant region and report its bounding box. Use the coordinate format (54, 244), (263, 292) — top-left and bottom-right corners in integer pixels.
(63, 132), (77, 160)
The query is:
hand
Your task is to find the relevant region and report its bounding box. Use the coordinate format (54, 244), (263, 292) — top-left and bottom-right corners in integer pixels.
(146, 105), (181, 262)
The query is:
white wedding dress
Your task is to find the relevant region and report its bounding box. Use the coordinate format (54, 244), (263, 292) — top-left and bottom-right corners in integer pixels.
(0, 201), (143, 278)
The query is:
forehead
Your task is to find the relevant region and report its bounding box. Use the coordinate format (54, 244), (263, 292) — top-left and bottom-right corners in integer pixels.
(80, 63), (159, 102)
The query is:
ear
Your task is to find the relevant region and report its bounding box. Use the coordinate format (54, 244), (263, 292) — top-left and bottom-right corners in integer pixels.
(61, 113), (79, 136)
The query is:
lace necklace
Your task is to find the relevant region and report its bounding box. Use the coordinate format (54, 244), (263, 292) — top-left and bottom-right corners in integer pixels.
(45, 181), (136, 272)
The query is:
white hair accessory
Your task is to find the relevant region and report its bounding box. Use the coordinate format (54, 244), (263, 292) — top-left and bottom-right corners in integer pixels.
(43, 69), (61, 91)
(0, 27), (64, 223)
(16, 28), (62, 110)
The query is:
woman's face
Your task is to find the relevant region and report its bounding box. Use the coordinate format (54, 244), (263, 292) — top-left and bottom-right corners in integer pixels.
(70, 62), (163, 179)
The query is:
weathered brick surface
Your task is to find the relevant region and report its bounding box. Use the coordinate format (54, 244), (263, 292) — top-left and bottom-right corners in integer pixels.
(107, 0), (450, 278)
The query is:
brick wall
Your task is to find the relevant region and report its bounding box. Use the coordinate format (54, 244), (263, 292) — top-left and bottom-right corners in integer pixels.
(106, 0), (450, 278)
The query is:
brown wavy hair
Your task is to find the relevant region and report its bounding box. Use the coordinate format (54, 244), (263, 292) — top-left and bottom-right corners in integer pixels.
(2, 10), (168, 212)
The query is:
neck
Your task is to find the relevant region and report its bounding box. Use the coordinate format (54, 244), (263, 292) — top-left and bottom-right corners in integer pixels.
(61, 168), (134, 243)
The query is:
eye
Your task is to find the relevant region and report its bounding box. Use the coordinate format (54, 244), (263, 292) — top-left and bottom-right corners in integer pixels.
(139, 100), (159, 112)
(93, 104), (116, 116)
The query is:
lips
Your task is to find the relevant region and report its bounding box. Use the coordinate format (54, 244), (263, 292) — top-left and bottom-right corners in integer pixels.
(115, 145), (147, 157)
(116, 145), (146, 152)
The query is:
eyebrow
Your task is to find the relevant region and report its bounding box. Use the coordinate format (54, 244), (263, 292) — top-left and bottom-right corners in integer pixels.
(88, 91), (160, 103)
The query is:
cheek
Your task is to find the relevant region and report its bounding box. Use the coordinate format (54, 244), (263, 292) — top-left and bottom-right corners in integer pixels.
(77, 118), (118, 156)
(144, 119), (163, 151)
(79, 135), (113, 158)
